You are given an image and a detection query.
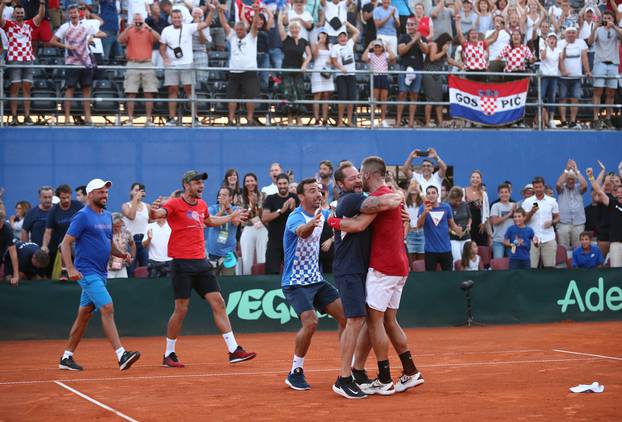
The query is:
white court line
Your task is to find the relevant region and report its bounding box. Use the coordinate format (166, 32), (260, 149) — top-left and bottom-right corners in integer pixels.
(0, 357), (604, 386)
(553, 349), (622, 361)
(54, 381), (139, 422)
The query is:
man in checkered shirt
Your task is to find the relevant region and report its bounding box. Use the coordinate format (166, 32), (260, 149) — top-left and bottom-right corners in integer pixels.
(282, 178), (346, 392)
(0, 0), (46, 125)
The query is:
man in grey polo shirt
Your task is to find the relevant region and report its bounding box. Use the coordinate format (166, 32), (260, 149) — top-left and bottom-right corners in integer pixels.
(555, 160), (587, 252)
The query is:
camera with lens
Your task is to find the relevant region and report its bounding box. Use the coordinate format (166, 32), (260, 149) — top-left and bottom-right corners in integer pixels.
(173, 47), (183, 59)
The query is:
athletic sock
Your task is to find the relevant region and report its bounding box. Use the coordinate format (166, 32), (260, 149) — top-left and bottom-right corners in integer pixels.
(338, 376), (353, 384)
(377, 360), (391, 384)
(115, 347), (126, 362)
(62, 350), (73, 360)
(399, 351), (418, 376)
(352, 368), (367, 383)
(291, 355), (304, 373)
(222, 331), (238, 354)
(165, 338), (176, 357)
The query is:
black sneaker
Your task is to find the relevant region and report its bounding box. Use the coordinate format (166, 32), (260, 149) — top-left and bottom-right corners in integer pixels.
(352, 368), (374, 395)
(559, 121), (568, 128)
(23, 116), (35, 126)
(119, 350), (141, 371)
(603, 119), (613, 129)
(59, 356), (83, 371)
(569, 121), (582, 129)
(9, 115), (19, 126)
(332, 376), (367, 399)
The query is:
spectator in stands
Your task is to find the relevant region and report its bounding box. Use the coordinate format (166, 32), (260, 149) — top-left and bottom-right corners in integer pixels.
(221, 168), (242, 206)
(81, 6), (107, 70)
(503, 208), (537, 270)
(464, 170), (490, 246)
(278, 12), (312, 126)
(405, 179), (425, 264)
(3, 240), (49, 281)
(486, 15), (510, 76)
(204, 0), (225, 51)
(256, 10), (273, 92)
(99, 0), (122, 62)
(448, 186), (472, 263)
(401, 147), (447, 196)
(523, 176), (559, 268)
(305, 0), (322, 41)
(556, 159), (587, 252)
(395, 16), (428, 128)
(498, 30), (534, 74)
(108, 213), (135, 279)
(431, 0), (454, 41)
(584, 190), (600, 239)
(373, 0), (399, 53)
(311, 28), (334, 126)
(475, 0), (493, 33)
(48, 0), (60, 30)
(362, 39), (396, 128)
(587, 167), (622, 267)
(266, 7), (284, 85)
(118, 13), (161, 126)
(558, 26), (590, 129)
(361, 0), (378, 46)
(455, 15), (489, 75)
(41, 184), (83, 279)
(285, 0), (313, 41)
(517, 183), (534, 208)
(261, 162), (282, 196)
(146, 1), (169, 67)
(316, 160), (338, 203)
(0, 207), (20, 285)
(539, 31), (562, 128)
(124, 0), (152, 25)
(143, 214), (172, 278)
(239, 172), (267, 275)
(461, 240), (482, 270)
(0, 1), (45, 126)
(572, 231), (604, 268)
(423, 32), (458, 128)
(159, 8), (211, 126)
(588, 11), (622, 130)
(191, 6), (214, 86)
(121, 182), (151, 277)
(75, 185), (87, 205)
(458, 0), (477, 35)
(489, 183), (515, 258)
(21, 185), (53, 246)
(322, 0), (349, 44)
(206, 187), (240, 276)
(577, 5), (600, 68)
(21, 0), (52, 43)
(261, 173), (299, 274)
(220, 3), (260, 126)
(330, 21), (360, 127)
(552, 0), (578, 33)
(413, 3), (433, 39)
(51, 5), (98, 125)
(10, 200), (31, 241)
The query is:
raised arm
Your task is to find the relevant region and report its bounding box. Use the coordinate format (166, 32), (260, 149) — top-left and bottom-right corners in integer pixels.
(218, 4), (232, 37)
(277, 10), (287, 41)
(586, 167), (609, 206)
(346, 20), (360, 43)
(149, 197), (168, 219)
(428, 147), (447, 179)
(250, 3), (260, 37)
(33, 0), (46, 27)
(296, 212), (322, 239)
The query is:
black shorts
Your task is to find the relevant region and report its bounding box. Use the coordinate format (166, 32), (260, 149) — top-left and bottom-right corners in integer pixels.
(283, 281), (340, 316)
(227, 71), (259, 99)
(66, 67), (95, 89)
(373, 75), (389, 91)
(335, 273), (367, 318)
(335, 75), (358, 101)
(170, 259), (220, 300)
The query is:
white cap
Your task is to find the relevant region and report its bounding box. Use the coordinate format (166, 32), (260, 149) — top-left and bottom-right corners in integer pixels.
(86, 178), (112, 194)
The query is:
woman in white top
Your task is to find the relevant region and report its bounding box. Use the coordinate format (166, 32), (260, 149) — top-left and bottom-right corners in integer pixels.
(523, 0), (546, 45)
(121, 182), (151, 276)
(311, 29), (334, 126)
(539, 32), (562, 128)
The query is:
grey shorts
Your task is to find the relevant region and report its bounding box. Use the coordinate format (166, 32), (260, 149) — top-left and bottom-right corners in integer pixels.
(124, 62), (159, 93)
(164, 66), (195, 87)
(9, 60), (34, 84)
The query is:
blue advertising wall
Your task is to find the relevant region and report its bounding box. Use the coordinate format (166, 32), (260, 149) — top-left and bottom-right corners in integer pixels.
(0, 128), (619, 210)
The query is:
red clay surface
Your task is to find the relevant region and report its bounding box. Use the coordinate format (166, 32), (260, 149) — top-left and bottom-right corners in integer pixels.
(0, 321), (620, 421)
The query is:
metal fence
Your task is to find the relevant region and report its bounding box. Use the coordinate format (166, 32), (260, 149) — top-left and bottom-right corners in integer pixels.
(1, 63), (620, 129)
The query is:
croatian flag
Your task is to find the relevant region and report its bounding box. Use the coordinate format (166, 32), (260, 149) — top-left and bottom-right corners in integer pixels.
(448, 75), (529, 126)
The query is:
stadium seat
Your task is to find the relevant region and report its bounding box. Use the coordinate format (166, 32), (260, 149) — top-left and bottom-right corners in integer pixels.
(477, 246), (492, 269)
(490, 258), (510, 270)
(251, 263), (265, 275)
(411, 259), (426, 272)
(133, 266), (149, 278)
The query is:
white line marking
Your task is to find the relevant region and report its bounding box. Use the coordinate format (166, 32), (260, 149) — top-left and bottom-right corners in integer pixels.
(553, 349), (622, 361)
(54, 381), (139, 422)
(0, 357), (605, 386)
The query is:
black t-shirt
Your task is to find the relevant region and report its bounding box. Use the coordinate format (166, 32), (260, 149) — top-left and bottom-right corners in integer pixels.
(282, 36), (309, 69)
(333, 192), (371, 276)
(257, 30), (269, 53)
(0, 222), (15, 260)
(22, 206), (50, 246)
(398, 34), (427, 69)
(596, 193), (614, 241)
(3, 242), (45, 279)
(450, 201), (471, 241)
(46, 200), (84, 251)
(362, 3), (377, 43)
(584, 204), (600, 235)
(263, 193), (299, 247)
(608, 198), (622, 242)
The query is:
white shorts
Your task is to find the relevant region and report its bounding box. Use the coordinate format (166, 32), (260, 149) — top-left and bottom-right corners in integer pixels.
(365, 268), (407, 312)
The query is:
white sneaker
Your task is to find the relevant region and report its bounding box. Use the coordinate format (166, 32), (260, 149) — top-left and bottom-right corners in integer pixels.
(369, 378), (395, 396)
(165, 117), (178, 126)
(548, 120), (557, 129)
(144, 120), (155, 127)
(357, 380), (375, 395)
(395, 372), (425, 393)
(381, 119), (390, 128)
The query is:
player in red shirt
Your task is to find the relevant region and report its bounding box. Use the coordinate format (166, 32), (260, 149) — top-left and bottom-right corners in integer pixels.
(150, 170), (256, 368)
(0, 1), (45, 125)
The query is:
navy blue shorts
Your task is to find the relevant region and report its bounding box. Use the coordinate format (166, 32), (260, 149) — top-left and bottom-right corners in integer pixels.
(335, 273), (367, 318)
(283, 281), (340, 316)
(373, 75), (389, 91)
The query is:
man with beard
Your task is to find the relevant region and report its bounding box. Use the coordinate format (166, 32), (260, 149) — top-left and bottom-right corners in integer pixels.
(317, 160), (338, 203)
(58, 179), (141, 371)
(150, 171), (256, 368)
(262, 173), (299, 274)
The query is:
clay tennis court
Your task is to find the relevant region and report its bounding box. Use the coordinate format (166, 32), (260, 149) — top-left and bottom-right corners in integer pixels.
(1, 321), (619, 421)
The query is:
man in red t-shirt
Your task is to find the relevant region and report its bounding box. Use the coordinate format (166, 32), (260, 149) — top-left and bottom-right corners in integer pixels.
(0, 1), (45, 125)
(150, 170), (256, 368)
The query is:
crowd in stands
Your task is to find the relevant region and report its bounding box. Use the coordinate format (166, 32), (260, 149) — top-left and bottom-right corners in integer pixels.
(1, 150), (621, 284)
(0, 0), (621, 127)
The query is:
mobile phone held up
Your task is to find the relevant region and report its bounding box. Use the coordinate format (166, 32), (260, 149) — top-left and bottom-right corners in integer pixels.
(416, 149), (431, 157)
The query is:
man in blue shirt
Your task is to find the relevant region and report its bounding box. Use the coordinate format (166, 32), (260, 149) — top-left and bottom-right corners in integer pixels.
(2, 241), (49, 281)
(58, 178), (141, 372)
(503, 208), (538, 270)
(572, 231), (604, 269)
(21, 185), (54, 246)
(282, 178), (346, 392)
(206, 187), (240, 275)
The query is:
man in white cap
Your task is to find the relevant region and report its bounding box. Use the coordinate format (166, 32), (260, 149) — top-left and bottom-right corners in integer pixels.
(58, 178), (141, 371)
(558, 26), (590, 128)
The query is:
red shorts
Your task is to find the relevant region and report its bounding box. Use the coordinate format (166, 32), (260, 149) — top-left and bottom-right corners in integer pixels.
(32, 19), (52, 42)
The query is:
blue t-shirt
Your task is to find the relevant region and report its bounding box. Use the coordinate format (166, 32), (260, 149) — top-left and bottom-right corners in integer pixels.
(504, 225), (534, 261)
(392, 0), (411, 16)
(3, 241), (45, 279)
(206, 205), (239, 258)
(46, 200), (84, 251)
(282, 207), (329, 288)
(419, 202), (453, 253)
(373, 6), (398, 36)
(22, 206), (49, 246)
(67, 206), (112, 278)
(99, 0), (119, 33)
(572, 245), (604, 269)
(333, 192), (371, 276)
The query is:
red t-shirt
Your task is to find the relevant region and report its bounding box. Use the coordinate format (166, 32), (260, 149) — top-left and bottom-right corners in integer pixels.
(163, 197), (209, 259)
(369, 185), (409, 276)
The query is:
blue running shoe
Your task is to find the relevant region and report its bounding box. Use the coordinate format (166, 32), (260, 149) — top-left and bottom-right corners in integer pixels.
(285, 367), (311, 391)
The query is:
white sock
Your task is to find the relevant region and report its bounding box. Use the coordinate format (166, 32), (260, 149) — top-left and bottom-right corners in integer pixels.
(63, 350), (73, 360)
(291, 355), (304, 373)
(165, 338), (176, 357)
(222, 332), (238, 353)
(115, 347), (126, 362)
(351, 354), (356, 367)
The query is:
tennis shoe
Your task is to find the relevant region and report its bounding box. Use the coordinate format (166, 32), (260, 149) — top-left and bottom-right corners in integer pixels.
(395, 372), (425, 393)
(369, 378), (396, 396)
(59, 356), (83, 371)
(353, 369), (374, 395)
(332, 377), (367, 399)
(285, 367), (310, 391)
(229, 346), (256, 363)
(119, 351), (141, 371)
(163, 352), (185, 368)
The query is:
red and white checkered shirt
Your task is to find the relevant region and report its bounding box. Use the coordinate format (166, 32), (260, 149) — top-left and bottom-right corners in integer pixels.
(499, 44), (533, 72)
(2, 19), (37, 62)
(461, 41), (488, 71)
